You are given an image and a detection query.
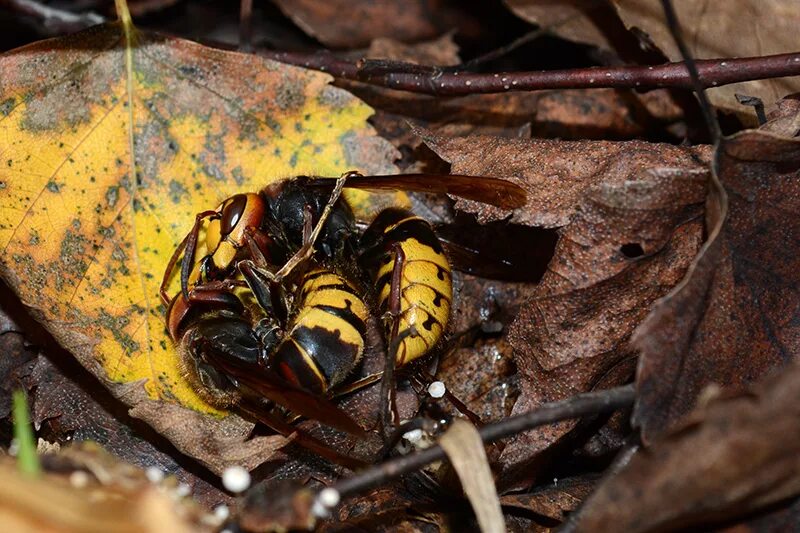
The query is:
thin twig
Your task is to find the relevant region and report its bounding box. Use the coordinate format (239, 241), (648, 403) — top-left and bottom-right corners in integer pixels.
(656, 0), (726, 251)
(658, 0), (721, 143)
(320, 384), (635, 510)
(260, 48), (800, 96)
(0, 0), (105, 34)
(735, 94), (767, 125)
(446, 27), (549, 72)
(239, 0), (254, 53)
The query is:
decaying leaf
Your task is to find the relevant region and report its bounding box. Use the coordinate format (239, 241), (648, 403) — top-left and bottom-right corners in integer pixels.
(532, 88), (685, 141)
(760, 93), (800, 137)
(499, 475), (596, 521)
(439, 418), (505, 533)
(365, 33), (461, 67)
(421, 131), (710, 226)
(633, 128), (800, 442)
(611, 0), (800, 118)
(352, 90), (539, 163)
(718, 497), (800, 533)
(0, 447), (208, 532)
(361, 87), (687, 172)
(572, 361), (800, 532)
(238, 480), (317, 532)
(20, 352), (228, 508)
(422, 131), (710, 483)
(505, 0), (629, 52)
(0, 304), (37, 421)
(505, 1), (800, 119)
(271, 0), (472, 49)
(437, 336), (520, 425)
(0, 20), (397, 472)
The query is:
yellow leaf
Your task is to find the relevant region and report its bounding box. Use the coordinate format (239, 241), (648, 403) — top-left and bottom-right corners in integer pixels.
(0, 22), (397, 426)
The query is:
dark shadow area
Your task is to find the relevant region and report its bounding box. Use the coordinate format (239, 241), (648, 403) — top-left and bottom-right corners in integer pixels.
(620, 242), (645, 259)
(0, 281), (227, 504)
(437, 212), (559, 283)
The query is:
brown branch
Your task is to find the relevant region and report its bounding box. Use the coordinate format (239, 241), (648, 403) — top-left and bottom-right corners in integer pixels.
(260, 49), (800, 96)
(314, 384), (636, 515)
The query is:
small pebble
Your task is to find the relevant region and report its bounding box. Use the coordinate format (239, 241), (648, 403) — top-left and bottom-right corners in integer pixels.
(402, 429), (423, 443)
(311, 487), (341, 519)
(222, 466), (251, 493)
(311, 501), (328, 519)
(69, 471), (90, 489)
(427, 381), (446, 398)
(175, 483), (192, 498)
(318, 487), (340, 508)
(145, 466), (164, 484)
(214, 504), (230, 521)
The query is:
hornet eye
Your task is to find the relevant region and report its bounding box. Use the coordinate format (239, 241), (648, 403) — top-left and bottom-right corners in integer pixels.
(220, 194), (249, 236)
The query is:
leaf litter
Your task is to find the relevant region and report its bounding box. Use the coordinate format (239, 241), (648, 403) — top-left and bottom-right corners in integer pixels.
(573, 359), (800, 532)
(633, 128), (800, 441)
(2, 0), (800, 531)
(506, 0), (800, 121)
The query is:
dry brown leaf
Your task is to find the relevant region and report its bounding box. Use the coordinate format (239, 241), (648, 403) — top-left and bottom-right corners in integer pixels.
(505, 0), (629, 51)
(422, 131), (710, 484)
(358, 91), (539, 158)
(437, 336), (520, 425)
(238, 481), (317, 532)
(0, 451), (206, 532)
(366, 33), (460, 66)
(716, 497), (800, 533)
(439, 418), (505, 533)
(272, 0), (471, 48)
(421, 130), (710, 226)
(331, 483), (440, 530)
(611, 0), (800, 118)
(21, 353), (228, 507)
(0, 305), (36, 420)
(633, 129), (800, 442)
(572, 361), (800, 532)
(499, 475), (596, 521)
(435, 259), (540, 427)
(533, 88), (685, 140)
(506, 1), (800, 119)
(760, 93), (800, 137)
(353, 87), (688, 174)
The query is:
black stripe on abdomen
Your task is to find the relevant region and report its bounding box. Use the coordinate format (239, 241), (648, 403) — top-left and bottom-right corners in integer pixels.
(291, 325), (362, 388)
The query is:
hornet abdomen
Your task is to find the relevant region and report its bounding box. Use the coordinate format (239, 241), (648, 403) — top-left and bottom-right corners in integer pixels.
(360, 208), (452, 366)
(270, 268), (369, 394)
